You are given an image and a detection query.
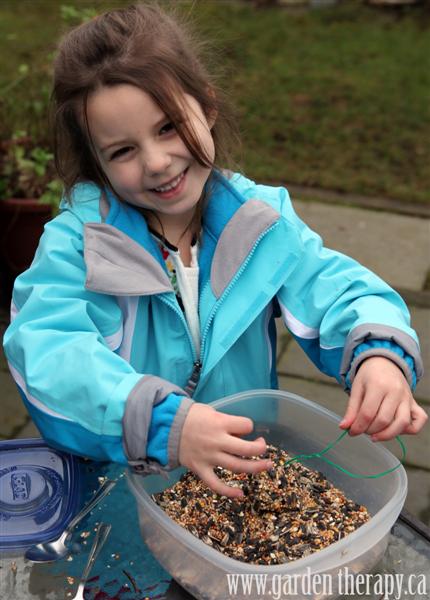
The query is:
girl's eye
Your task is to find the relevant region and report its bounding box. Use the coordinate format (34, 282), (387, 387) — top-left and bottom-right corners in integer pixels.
(110, 146), (132, 160)
(159, 122), (175, 135)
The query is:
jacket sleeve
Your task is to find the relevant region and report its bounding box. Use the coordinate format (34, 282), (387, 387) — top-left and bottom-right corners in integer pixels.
(3, 210), (192, 470)
(275, 194), (423, 390)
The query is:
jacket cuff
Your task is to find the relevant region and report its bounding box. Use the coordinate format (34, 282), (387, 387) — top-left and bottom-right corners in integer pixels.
(145, 394), (195, 468)
(122, 374), (189, 468)
(345, 339), (417, 390)
(128, 395), (194, 475)
(167, 396), (194, 469)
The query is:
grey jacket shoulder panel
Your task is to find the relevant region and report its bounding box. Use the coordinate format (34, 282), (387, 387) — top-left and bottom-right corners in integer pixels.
(84, 223), (173, 296)
(210, 198), (281, 299)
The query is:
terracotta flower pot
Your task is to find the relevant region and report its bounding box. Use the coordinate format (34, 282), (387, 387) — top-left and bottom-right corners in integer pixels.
(0, 198), (52, 305)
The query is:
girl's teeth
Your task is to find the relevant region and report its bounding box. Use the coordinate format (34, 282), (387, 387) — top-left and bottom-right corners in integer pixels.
(154, 171), (184, 192)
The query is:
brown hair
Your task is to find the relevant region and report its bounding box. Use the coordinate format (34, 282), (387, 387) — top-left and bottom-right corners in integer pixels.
(52, 2), (239, 224)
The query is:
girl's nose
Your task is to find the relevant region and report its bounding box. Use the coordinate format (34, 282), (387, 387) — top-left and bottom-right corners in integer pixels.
(142, 145), (172, 176)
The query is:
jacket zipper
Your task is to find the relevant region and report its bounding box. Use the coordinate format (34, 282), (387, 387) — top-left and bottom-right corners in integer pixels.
(184, 360), (202, 396)
(158, 294), (201, 397)
(158, 220), (279, 397)
(198, 221), (280, 385)
(158, 295), (198, 360)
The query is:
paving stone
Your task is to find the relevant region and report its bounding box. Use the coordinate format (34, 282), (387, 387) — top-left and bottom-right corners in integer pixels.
(0, 314), (10, 372)
(14, 418), (41, 440)
(1, 306), (29, 438)
(278, 374), (348, 417)
(0, 345), (9, 373)
(0, 350), (27, 438)
(275, 317), (291, 359)
(411, 306), (430, 400)
(399, 428), (430, 472)
(403, 467), (430, 527)
(277, 336), (336, 385)
(293, 199), (430, 292)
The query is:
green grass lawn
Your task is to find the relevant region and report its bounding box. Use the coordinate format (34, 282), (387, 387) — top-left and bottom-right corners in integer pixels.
(0, 0), (429, 203)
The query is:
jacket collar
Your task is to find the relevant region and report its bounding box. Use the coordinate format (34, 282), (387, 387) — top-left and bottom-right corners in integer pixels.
(83, 172), (286, 299)
(84, 223), (173, 296)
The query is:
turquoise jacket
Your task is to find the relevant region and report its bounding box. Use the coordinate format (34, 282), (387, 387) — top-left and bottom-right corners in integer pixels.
(3, 172), (422, 473)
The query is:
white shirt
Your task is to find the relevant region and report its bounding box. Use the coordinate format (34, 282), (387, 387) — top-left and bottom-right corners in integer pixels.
(169, 244), (200, 357)
(150, 230), (201, 358)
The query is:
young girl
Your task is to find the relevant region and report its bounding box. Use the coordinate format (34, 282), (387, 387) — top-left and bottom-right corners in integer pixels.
(4, 3), (426, 498)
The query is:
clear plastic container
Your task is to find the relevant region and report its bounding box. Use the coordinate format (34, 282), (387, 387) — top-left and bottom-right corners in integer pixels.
(128, 390), (407, 600)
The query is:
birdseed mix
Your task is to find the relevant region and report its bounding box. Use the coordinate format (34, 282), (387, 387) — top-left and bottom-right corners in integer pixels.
(153, 445), (370, 565)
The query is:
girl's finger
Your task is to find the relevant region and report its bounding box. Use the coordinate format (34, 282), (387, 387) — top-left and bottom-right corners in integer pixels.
(403, 403), (428, 435)
(339, 377), (364, 430)
(223, 414), (254, 436)
(365, 393), (400, 435)
(217, 453), (272, 475)
(198, 467), (244, 499)
(348, 390), (383, 436)
(222, 434), (267, 458)
(370, 400), (411, 442)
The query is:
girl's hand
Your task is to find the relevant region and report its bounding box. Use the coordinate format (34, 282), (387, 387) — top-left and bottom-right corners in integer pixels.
(340, 356), (428, 441)
(178, 403), (273, 498)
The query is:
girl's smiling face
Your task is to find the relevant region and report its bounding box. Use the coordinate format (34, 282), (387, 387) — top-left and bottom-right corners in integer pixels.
(87, 84), (215, 230)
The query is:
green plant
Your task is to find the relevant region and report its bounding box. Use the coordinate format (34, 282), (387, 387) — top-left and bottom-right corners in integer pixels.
(0, 131), (62, 214)
(60, 4), (98, 25)
(39, 179), (64, 216)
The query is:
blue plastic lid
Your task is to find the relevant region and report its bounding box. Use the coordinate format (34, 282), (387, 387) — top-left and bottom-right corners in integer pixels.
(0, 438), (81, 552)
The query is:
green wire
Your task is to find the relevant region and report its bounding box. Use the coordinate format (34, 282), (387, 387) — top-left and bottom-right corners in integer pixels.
(283, 430), (406, 479)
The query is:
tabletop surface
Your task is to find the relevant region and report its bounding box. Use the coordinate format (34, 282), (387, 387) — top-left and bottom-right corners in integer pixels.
(1, 460), (429, 600)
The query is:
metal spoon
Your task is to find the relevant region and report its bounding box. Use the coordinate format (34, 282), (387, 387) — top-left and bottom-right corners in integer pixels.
(25, 478), (116, 563)
(70, 522), (111, 600)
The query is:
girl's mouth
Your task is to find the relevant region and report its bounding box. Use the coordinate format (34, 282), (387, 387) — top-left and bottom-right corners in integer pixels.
(151, 168), (188, 199)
